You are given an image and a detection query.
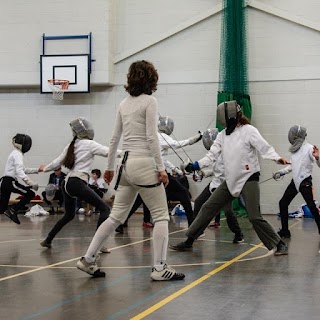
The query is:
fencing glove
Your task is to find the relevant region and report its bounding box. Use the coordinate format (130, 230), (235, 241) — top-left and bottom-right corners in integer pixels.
(180, 161), (200, 173)
(23, 178), (39, 191)
(174, 167), (183, 176)
(188, 132), (203, 145)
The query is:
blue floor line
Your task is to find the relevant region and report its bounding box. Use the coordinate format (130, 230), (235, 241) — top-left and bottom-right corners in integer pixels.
(21, 269), (145, 320)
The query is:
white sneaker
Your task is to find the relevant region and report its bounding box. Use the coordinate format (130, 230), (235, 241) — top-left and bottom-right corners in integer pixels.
(76, 257), (105, 277)
(85, 209), (93, 216)
(77, 208), (85, 214)
(150, 264), (185, 281)
(100, 246), (111, 253)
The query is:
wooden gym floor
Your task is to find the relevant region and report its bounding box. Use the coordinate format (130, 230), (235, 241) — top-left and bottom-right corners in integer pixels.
(0, 212), (319, 320)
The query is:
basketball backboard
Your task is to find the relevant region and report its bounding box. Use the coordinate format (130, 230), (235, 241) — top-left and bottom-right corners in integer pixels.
(40, 54), (90, 93)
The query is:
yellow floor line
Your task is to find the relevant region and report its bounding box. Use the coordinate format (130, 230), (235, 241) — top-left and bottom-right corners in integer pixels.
(131, 221), (300, 320)
(130, 242), (264, 320)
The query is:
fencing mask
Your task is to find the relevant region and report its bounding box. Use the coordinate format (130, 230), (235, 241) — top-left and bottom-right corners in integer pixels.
(288, 124), (307, 153)
(216, 101), (241, 135)
(45, 184), (57, 202)
(158, 116), (174, 135)
(69, 117), (94, 140)
(12, 134), (32, 153)
(202, 128), (219, 150)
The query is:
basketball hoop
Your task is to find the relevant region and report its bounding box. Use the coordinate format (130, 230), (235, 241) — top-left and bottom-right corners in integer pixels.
(48, 79), (70, 100)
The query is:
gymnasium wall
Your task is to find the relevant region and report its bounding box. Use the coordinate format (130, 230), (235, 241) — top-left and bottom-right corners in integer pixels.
(0, 0), (320, 214)
(0, 0), (114, 85)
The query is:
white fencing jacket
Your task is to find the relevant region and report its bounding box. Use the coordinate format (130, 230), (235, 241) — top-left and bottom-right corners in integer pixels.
(198, 154), (225, 192)
(158, 132), (190, 172)
(3, 149), (38, 183)
(278, 142), (320, 190)
(198, 125), (281, 197)
(44, 140), (110, 182)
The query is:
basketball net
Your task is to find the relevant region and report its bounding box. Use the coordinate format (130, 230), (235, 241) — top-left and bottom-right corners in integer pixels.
(48, 79), (70, 100)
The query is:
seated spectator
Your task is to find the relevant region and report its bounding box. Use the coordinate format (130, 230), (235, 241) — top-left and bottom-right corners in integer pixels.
(41, 167), (65, 213)
(88, 169), (107, 198)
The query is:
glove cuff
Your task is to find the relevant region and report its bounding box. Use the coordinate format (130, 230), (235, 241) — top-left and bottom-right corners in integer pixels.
(22, 178), (34, 186)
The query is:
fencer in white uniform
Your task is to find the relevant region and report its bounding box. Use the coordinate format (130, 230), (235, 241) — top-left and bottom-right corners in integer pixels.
(274, 125), (320, 238)
(158, 116), (202, 226)
(77, 60), (185, 280)
(170, 101), (290, 256)
(0, 134), (39, 224)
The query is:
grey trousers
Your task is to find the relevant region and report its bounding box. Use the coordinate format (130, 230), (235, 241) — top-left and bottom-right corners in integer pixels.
(186, 180), (280, 250)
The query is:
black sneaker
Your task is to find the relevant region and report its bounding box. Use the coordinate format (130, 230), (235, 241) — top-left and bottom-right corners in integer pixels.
(48, 206), (55, 215)
(169, 242), (192, 251)
(233, 233), (244, 243)
(115, 225), (124, 233)
(4, 208), (20, 225)
(40, 240), (52, 249)
(277, 229), (291, 239)
(274, 241), (288, 256)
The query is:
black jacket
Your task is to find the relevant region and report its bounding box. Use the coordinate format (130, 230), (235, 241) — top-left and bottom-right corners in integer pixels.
(48, 172), (66, 187)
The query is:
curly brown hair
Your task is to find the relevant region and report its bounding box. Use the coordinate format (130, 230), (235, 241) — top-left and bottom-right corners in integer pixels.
(124, 60), (158, 96)
(238, 112), (250, 125)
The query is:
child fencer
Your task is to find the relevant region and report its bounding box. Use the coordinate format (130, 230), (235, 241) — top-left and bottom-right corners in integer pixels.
(39, 117), (114, 252)
(158, 116), (202, 226)
(274, 125), (320, 238)
(0, 134), (40, 225)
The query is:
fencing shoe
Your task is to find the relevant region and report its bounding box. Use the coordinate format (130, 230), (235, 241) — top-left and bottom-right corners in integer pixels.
(277, 229), (291, 239)
(150, 264), (185, 281)
(100, 246), (111, 253)
(40, 240), (52, 249)
(76, 257), (105, 277)
(115, 225), (124, 233)
(4, 208), (20, 225)
(274, 241), (288, 256)
(233, 233), (244, 243)
(169, 242), (192, 251)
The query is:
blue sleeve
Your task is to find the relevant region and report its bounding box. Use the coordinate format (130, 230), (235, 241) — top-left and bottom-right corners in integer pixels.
(193, 161), (200, 171)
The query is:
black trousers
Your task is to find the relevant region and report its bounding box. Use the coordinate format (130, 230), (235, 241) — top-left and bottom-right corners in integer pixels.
(194, 183), (242, 235)
(42, 189), (64, 206)
(89, 185), (107, 199)
(123, 174), (193, 226)
(0, 176), (35, 213)
(279, 177), (320, 232)
(166, 174), (194, 226)
(124, 194), (151, 224)
(46, 177), (110, 243)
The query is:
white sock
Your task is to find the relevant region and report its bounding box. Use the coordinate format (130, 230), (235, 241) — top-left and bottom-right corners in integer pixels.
(84, 216), (119, 263)
(152, 220), (169, 271)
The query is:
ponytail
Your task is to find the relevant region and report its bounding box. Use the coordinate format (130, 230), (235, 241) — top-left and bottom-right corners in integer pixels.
(238, 112), (250, 125)
(62, 136), (77, 169)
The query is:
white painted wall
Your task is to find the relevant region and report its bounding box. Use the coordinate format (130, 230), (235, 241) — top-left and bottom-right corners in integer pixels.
(0, 0), (114, 86)
(0, 0), (320, 215)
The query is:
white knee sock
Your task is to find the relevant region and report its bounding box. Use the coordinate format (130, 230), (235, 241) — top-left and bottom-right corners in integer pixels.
(84, 216), (119, 262)
(152, 220), (169, 271)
